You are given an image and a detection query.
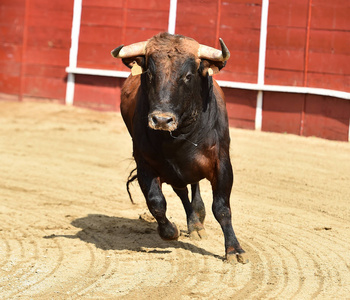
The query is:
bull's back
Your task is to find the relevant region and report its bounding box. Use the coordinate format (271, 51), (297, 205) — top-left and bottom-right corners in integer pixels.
(120, 75), (141, 137)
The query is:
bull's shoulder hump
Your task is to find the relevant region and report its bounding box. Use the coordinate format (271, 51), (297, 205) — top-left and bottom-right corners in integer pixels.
(122, 75), (141, 95)
(212, 79), (225, 102)
(121, 75), (142, 136)
(121, 75), (142, 105)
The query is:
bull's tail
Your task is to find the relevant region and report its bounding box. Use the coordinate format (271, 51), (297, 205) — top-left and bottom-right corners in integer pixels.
(127, 167), (137, 204)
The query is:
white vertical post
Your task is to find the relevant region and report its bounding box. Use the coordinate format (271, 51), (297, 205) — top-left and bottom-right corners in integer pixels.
(258, 0), (269, 86)
(65, 0), (83, 105)
(168, 0), (178, 34)
(255, 0), (269, 130)
(255, 91), (263, 131)
(65, 73), (75, 105)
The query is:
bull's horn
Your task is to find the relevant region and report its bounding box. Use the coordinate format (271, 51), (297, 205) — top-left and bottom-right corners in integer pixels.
(111, 41), (148, 58)
(198, 38), (230, 62)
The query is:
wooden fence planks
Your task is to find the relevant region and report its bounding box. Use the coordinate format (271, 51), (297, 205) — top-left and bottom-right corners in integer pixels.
(304, 95), (350, 141)
(0, 0), (25, 95)
(0, 0), (349, 141)
(77, 0), (169, 71)
(225, 88), (257, 130)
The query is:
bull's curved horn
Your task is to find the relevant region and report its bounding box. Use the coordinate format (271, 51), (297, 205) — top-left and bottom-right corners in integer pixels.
(198, 38), (230, 62)
(111, 41), (148, 58)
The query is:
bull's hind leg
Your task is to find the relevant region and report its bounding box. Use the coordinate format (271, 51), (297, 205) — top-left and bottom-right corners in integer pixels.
(173, 185), (207, 240)
(211, 156), (248, 264)
(137, 163), (179, 240)
(191, 183), (206, 224)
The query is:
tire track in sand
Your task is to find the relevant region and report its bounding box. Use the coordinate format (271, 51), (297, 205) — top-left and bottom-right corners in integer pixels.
(235, 214), (350, 299)
(0, 214), (64, 298)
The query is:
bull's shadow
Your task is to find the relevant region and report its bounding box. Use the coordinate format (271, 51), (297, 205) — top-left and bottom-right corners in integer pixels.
(45, 214), (222, 259)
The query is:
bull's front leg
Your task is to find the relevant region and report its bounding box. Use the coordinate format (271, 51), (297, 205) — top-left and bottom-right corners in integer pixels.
(211, 156), (248, 264)
(173, 185), (207, 240)
(137, 162), (179, 240)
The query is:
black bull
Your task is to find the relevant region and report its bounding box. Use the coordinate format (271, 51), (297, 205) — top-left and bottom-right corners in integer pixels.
(111, 32), (248, 264)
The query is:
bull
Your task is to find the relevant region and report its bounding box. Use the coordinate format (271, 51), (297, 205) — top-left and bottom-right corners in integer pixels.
(111, 32), (247, 264)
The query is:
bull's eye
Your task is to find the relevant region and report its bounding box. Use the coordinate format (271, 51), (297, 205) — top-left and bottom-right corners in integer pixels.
(184, 72), (192, 83)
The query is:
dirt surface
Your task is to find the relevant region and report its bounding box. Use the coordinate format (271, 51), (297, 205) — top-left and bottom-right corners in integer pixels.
(0, 100), (349, 299)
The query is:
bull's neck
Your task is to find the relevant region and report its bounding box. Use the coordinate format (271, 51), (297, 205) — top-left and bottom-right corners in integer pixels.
(169, 130), (198, 147)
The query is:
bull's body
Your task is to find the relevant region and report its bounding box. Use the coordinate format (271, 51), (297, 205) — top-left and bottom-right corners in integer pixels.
(113, 33), (247, 263)
(121, 75), (226, 188)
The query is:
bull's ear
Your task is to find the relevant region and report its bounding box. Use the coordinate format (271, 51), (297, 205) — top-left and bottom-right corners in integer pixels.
(121, 57), (145, 75)
(199, 60), (227, 77)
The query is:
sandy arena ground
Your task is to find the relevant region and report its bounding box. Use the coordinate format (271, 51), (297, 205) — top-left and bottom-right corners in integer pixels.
(0, 100), (349, 299)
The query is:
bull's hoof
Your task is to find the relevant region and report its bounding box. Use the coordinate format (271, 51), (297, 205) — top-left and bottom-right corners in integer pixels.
(188, 220), (207, 241)
(157, 222), (179, 241)
(189, 228), (208, 240)
(226, 252), (249, 264)
(237, 253), (249, 264)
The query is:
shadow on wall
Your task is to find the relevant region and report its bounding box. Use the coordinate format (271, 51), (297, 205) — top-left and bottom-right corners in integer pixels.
(44, 214), (222, 259)
(72, 75), (125, 111)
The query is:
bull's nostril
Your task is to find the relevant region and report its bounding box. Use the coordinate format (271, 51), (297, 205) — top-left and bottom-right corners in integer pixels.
(152, 116), (158, 125)
(149, 112), (177, 131)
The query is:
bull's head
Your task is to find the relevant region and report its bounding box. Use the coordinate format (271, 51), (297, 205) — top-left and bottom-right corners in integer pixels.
(111, 33), (230, 132)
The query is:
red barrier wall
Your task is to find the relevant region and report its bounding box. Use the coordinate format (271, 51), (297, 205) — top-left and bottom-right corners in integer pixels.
(0, 0), (349, 141)
(0, 0), (25, 95)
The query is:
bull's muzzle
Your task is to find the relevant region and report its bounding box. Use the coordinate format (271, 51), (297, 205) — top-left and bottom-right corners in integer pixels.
(148, 111), (178, 132)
